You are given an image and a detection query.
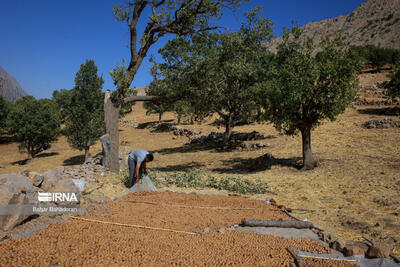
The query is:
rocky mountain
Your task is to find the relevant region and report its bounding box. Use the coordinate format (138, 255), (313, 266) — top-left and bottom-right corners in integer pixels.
(0, 66), (28, 103)
(265, 0), (400, 52)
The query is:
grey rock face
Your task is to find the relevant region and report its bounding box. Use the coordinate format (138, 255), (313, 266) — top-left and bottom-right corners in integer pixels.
(0, 66), (28, 103)
(0, 174), (36, 231)
(100, 134), (111, 168)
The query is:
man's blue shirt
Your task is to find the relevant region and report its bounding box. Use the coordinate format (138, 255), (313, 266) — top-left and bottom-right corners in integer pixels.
(128, 149), (149, 163)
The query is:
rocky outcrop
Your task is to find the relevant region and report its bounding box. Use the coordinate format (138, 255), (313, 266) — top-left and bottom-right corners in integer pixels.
(264, 0), (400, 51)
(0, 174), (37, 231)
(362, 118), (400, 128)
(0, 66), (28, 103)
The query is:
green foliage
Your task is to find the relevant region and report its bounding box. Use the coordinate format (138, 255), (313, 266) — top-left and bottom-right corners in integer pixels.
(119, 168), (269, 194)
(0, 96), (12, 132)
(257, 27), (360, 169)
(151, 8), (273, 139)
(384, 67), (400, 99)
(349, 45), (400, 70)
(64, 60), (105, 161)
(164, 168), (269, 194)
(120, 88), (137, 117)
(143, 80), (173, 121)
(52, 89), (73, 123)
(7, 96), (61, 158)
(110, 0), (246, 102)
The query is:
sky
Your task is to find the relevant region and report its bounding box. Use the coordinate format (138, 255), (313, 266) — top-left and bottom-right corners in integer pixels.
(1, 0), (366, 99)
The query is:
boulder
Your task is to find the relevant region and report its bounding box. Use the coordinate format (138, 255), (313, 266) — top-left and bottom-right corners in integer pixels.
(41, 169), (63, 191)
(366, 242), (392, 258)
(343, 241), (369, 256)
(100, 134), (111, 167)
(330, 238), (346, 252)
(0, 174), (36, 231)
(0, 174), (34, 192)
(41, 170), (80, 204)
(27, 172), (44, 187)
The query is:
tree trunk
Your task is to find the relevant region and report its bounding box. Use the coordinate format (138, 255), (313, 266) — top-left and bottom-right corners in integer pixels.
(158, 112), (162, 122)
(223, 115), (233, 148)
(104, 91), (120, 172)
(301, 127), (316, 170)
(84, 146), (90, 163)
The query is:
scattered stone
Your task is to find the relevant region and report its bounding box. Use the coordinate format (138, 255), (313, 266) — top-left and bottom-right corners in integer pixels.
(343, 241), (369, 256)
(26, 172), (44, 187)
(366, 242), (393, 258)
(202, 227), (212, 234)
(88, 195), (109, 204)
(76, 207), (89, 217)
(362, 118), (400, 129)
(218, 227), (226, 234)
(322, 232), (336, 244)
(330, 238), (346, 252)
(119, 118), (137, 128)
(0, 233), (9, 242)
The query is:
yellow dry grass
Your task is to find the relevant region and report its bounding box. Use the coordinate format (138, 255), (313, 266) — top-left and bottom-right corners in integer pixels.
(0, 73), (399, 254)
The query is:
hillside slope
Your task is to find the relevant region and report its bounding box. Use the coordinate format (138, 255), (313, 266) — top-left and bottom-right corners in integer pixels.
(265, 0), (400, 52)
(0, 66), (27, 102)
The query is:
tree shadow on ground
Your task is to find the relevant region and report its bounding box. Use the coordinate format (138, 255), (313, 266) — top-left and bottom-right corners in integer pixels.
(136, 120), (174, 129)
(35, 152), (59, 158)
(153, 162), (205, 173)
(357, 106), (400, 116)
(0, 135), (15, 144)
(212, 156), (302, 174)
(63, 155), (85, 166)
(11, 158), (31, 166)
(151, 143), (217, 155)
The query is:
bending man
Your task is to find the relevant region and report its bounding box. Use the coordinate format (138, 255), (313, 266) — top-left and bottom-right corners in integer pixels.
(128, 149), (154, 187)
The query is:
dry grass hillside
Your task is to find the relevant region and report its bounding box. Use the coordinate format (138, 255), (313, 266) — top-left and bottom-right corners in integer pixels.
(0, 71), (399, 255)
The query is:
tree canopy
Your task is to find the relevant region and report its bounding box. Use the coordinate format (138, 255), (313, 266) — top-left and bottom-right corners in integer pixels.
(64, 60), (105, 162)
(7, 96), (61, 158)
(384, 67), (400, 100)
(149, 8), (273, 146)
(52, 89), (73, 123)
(110, 0), (246, 103)
(0, 96), (11, 132)
(256, 27), (360, 169)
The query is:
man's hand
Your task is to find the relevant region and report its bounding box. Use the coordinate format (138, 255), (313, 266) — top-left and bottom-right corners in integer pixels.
(136, 178), (139, 184)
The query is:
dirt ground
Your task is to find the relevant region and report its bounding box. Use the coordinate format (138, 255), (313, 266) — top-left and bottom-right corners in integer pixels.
(0, 192), (340, 266)
(0, 71), (399, 256)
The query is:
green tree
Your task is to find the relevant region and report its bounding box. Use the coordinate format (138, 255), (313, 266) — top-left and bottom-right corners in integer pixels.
(384, 67), (400, 99)
(144, 80), (174, 122)
(206, 9), (272, 145)
(258, 28), (360, 170)
(105, 0), (246, 171)
(64, 60), (105, 162)
(151, 9), (272, 146)
(7, 96), (61, 158)
(52, 89), (73, 123)
(111, 0), (246, 100)
(0, 96), (12, 132)
(120, 88), (138, 117)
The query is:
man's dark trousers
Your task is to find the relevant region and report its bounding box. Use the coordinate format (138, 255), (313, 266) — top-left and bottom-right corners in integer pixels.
(128, 157), (144, 187)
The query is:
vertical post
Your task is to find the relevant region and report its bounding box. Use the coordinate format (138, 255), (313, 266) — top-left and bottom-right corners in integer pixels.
(104, 90), (120, 172)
